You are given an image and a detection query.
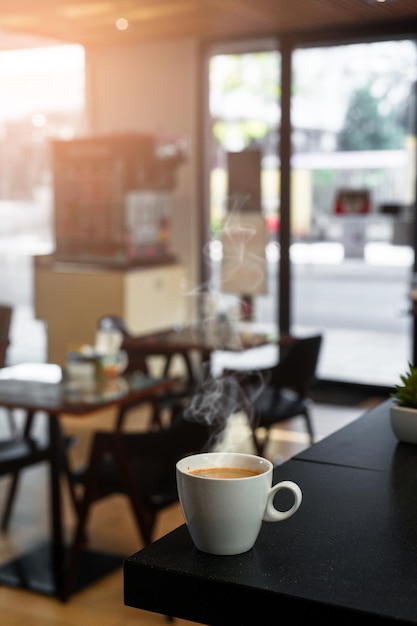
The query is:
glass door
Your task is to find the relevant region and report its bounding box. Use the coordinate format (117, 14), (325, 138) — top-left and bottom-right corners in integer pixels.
(204, 37), (417, 388)
(291, 40), (417, 386)
(203, 39), (281, 335)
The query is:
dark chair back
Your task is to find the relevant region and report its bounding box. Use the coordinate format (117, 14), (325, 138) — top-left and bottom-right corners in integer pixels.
(269, 334), (322, 396)
(0, 437), (49, 475)
(62, 406), (222, 600)
(0, 305), (53, 531)
(236, 334), (323, 455)
(0, 428), (51, 532)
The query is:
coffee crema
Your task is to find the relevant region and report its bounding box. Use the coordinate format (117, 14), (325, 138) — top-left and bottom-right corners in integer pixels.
(189, 467), (263, 479)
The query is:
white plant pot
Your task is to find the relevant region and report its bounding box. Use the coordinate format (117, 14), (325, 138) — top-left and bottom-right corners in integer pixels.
(390, 404), (417, 444)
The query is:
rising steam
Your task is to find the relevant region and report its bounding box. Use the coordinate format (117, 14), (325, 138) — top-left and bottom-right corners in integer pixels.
(178, 194), (270, 450)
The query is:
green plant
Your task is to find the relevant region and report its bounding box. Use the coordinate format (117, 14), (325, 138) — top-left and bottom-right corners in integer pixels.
(392, 362), (417, 408)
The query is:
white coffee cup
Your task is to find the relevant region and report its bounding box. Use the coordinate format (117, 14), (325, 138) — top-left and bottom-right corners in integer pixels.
(176, 451), (302, 556)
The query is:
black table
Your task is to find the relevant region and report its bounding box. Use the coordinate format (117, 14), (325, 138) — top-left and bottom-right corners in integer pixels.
(294, 397), (417, 472)
(0, 363), (175, 601)
(124, 398), (417, 625)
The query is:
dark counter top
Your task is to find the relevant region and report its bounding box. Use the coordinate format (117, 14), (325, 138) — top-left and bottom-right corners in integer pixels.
(124, 400), (417, 625)
(294, 398), (417, 473)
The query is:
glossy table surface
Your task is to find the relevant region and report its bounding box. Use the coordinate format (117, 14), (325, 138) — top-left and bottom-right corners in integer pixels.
(124, 399), (417, 625)
(123, 322), (285, 356)
(0, 362), (174, 414)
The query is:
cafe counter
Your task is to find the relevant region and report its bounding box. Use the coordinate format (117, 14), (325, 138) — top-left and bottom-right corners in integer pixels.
(34, 254), (188, 366)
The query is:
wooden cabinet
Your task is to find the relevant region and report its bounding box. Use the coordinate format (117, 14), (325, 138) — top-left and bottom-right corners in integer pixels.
(34, 257), (188, 365)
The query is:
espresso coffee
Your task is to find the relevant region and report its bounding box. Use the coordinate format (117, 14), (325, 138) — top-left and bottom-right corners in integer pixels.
(189, 467), (263, 479)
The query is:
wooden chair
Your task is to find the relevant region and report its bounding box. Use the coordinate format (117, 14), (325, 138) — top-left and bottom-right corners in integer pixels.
(0, 436), (50, 476)
(97, 315), (198, 429)
(0, 305), (50, 528)
(1, 410), (80, 531)
(232, 334), (323, 455)
(62, 405), (221, 600)
(0, 419), (51, 532)
(0, 303), (79, 531)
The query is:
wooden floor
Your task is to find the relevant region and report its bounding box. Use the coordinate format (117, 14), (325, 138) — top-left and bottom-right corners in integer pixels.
(0, 397), (381, 625)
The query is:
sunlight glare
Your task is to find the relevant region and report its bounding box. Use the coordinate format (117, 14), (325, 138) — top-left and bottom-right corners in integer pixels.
(0, 44), (85, 120)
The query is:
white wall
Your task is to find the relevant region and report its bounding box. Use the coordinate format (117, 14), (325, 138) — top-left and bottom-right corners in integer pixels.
(84, 38), (201, 320)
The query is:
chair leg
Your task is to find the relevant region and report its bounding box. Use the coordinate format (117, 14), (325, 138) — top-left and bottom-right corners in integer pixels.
(257, 428), (271, 457)
(303, 407), (315, 444)
(61, 495), (93, 601)
(1, 410), (35, 531)
(150, 400), (163, 430)
(61, 440), (82, 521)
(61, 441), (104, 601)
(236, 380), (264, 456)
(115, 404), (129, 431)
(1, 473), (20, 531)
(251, 428), (264, 456)
(6, 409), (18, 436)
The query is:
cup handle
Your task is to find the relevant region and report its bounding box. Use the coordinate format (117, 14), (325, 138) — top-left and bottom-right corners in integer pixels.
(263, 480), (302, 522)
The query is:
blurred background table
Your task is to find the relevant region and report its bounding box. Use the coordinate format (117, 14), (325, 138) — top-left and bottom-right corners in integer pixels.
(0, 363), (175, 600)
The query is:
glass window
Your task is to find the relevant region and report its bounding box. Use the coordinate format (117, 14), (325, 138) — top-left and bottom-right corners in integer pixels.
(291, 40), (417, 386)
(205, 41), (280, 329)
(205, 37), (417, 387)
